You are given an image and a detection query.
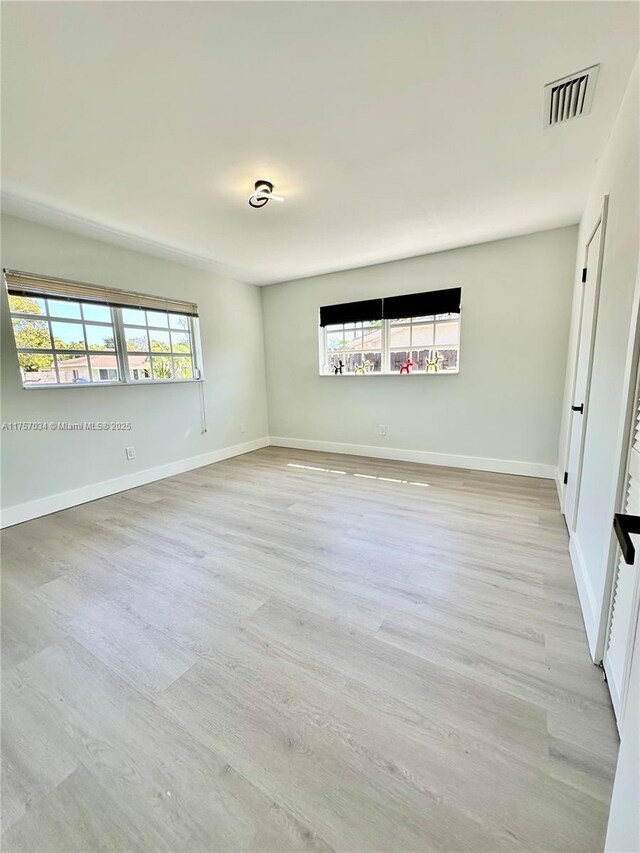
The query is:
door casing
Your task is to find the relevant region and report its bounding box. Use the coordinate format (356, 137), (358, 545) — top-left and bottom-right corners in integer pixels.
(561, 196), (608, 530)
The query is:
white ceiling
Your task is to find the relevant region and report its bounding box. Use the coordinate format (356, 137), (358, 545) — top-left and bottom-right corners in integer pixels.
(2, 2), (638, 285)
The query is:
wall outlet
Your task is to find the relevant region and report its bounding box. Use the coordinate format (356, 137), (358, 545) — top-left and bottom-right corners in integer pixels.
(240, 422), (246, 434)
(125, 446), (136, 461)
(378, 424), (387, 436)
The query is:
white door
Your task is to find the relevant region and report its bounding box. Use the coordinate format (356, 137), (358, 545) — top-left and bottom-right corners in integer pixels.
(604, 595), (640, 852)
(563, 211), (606, 530)
(604, 380), (640, 724)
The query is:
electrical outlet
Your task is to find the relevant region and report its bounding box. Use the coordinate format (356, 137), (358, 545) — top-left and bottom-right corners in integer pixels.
(125, 446), (136, 461)
(378, 424), (387, 436)
(240, 422), (246, 434)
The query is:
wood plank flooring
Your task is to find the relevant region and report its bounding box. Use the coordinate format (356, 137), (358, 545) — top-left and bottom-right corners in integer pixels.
(1, 447), (619, 852)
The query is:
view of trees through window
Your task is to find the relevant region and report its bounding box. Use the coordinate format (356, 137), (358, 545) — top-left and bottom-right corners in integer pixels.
(8, 295), (196, 386)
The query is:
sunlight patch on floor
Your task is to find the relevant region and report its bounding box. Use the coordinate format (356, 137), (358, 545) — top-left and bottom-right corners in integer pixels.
(286, 462), (429, 488)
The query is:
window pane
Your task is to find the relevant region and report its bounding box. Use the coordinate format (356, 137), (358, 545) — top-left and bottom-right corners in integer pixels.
(170, 332), (191, 352)
(18, 351), (56, 383)
(173, 356), (193, 379)
(413, 350), (428, 371)
(147, 310), (169, 328)
(89, 354), (120, 382)
(9, 295), (46, 315)
(85, 324), (115, 351)
(51, 321), (85, 350)
(12, 317), (52, 349)
(412, 324), (434, 346)
(122, 308), (146, 326)
(361, 352), (382, 373)
(327, 332), (348, 351)
(57, 353), (91, 383)
(328, 328), (363, 350)
(389, 326), (411, 347)
(169, 313), (189, 330)
(327, 353), (348, 373)
(128, 355), (151, 379)
(390, 350), (410, 372)
(149, 331), (171, 353)
(435, 320), (460, 345)
(82, 303), (112, 323)
(437, 348), (459, 371)
(47, 299), (81, 319)
(151, 356), (173, 379)
(362, 326), (383, 349)
(125, 327), (149, 352)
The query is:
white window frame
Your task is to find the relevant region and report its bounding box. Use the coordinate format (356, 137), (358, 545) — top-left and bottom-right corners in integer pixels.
(320, 321), (384, 375)
(8, 293), (204, 390)
(319, 313), (460, 376)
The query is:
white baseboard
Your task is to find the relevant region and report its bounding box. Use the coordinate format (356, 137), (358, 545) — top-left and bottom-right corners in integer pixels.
(269, 436), (556, 479)
(554, 468), (564, 507)
(0, 434), (556, 528)
(0, 436), (269, 528)
(569, 533), (600, 660)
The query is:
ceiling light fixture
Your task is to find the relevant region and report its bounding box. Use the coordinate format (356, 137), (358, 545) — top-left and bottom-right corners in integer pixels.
(248, 180), (284, 208)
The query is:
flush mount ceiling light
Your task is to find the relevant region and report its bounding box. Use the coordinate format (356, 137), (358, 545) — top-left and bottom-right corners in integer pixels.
(248, 180), (284, 209)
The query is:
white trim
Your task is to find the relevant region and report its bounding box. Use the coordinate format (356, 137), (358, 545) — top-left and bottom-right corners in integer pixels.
(269, 436), (556, 479)
(0, 436), (269, 528)
(1, 192), (245, 281)
(317, 370), (460, 378)
(554, 468), (564, 506)
(562, 196), (609, 526)
(569, 533), (600, 659)
(605, 661), (624, 726)
(599, 260), (640, 663)
(0, 434), (558, 528)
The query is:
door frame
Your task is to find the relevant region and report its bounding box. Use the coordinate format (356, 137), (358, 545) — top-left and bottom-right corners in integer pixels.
(599, 256), (640, 676)
(561, 195), (609, 529)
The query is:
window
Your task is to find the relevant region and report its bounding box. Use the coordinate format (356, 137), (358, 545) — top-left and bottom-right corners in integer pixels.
(121, 307), (195, 382)
(324, 321), (383, 374)
(387, 314), (460, 374)
(319, 288), (461, 376)
(5, 270), (202, 388)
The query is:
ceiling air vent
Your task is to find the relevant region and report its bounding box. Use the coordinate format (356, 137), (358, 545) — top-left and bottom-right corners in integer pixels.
(544, 65), (599, 128)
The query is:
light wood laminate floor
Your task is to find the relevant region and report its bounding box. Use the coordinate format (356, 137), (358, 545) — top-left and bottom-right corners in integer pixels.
(1, 447), (619, 852)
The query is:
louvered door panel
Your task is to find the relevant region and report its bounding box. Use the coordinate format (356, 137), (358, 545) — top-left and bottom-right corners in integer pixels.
(605, 394), (640, 723)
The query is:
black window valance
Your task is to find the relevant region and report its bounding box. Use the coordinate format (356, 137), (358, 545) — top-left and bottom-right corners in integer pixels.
(319, 287), (460, 327)
(382, 287), (461, 320)
(319, 298), (383, 328)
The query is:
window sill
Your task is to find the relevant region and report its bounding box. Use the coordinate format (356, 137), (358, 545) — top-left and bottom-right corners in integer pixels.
(21, 379), (203, 390)
(318, 370), (459, 378)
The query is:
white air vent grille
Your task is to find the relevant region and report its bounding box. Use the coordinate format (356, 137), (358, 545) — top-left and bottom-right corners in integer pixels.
(544, 65), (599, 128)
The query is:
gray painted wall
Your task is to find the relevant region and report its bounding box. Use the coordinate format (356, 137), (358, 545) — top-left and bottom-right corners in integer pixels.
(261, 227), (577, 472)
(557, 57), (640, 656)
(0, 214), (269, 511)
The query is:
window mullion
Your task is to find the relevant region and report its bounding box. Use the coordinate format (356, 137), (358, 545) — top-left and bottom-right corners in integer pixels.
(191, 317), (203, 380)
(382, 320), (389, 374)
(112, 307), (129, 383)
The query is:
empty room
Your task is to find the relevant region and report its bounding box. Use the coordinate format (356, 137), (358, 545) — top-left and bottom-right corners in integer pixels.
(1, 2), (639, 851)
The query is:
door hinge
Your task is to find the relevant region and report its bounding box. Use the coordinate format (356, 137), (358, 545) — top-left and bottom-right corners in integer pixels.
(563, 471), (568, 485)
(582, 267), (587, 283)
